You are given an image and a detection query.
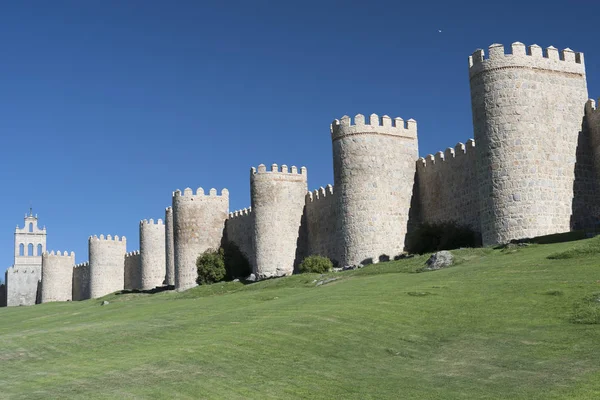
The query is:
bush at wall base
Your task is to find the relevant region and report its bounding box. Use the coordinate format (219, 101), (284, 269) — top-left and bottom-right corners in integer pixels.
(196, 248), (226, 285)
(299, 255), (333, 274)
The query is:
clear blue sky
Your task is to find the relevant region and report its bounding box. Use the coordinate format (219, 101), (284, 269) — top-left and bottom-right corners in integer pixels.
(1, 0), (599, 276)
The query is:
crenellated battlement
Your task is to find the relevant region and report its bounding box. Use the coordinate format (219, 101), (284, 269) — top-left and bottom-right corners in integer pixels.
(306, 184), (334, 203)
(469, 42), (585, 77)
(417, 139), (476, 169)
(250, 164), (307, 176)
(125, 250), (140, 257)
(140, 218), (164, 226)
(172, 187), (229, 198)
(74, 262), (89, 268)
(89, 234), (126, 242)
(228, 207), (252, 219)
(330, 113), (417, 141)
(44, 251), (75, 257)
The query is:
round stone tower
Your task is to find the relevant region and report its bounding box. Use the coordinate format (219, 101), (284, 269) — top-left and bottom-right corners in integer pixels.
(469, 42), (589, 245)
(139, 219), (166, 290)
(164, 206), (175, 286)
(331, 113), (418, 266)
(250, 164), (307, 278)
(41, 250), (75, 303)
(88, 235), (127, 299)
(172, 187), (229, 291)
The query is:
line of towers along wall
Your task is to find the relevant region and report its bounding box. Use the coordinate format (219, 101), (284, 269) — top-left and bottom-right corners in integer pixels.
(2, 41), (600, 306)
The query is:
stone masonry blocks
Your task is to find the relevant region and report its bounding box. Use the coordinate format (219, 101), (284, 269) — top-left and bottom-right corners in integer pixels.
(173, 188), (229, 291)
(469, 43), (589, 245)
(5, 265), (41, 306)
(140, 219), (166, 290)
(124, 251), (141, 290)
(331, 113), (419, 266)
(165, 207), (175, 286)
(251, 164), (307, 278)
(41, 251), (75, 303)
(88, 235), (126, 299)
(72, 262), (90, 301)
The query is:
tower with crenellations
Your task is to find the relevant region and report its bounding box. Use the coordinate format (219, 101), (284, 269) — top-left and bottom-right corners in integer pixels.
(41, 251), (75, 303)
(250, 164), (307, 278)
(88, 235), (126, 299)
(468, 42), (589, 245)
(172, 188), (229, 290)
(331, 114), (418, 266)
(139, 219), (166, 290)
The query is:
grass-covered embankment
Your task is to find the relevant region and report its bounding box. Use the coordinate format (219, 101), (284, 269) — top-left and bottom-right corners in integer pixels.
(1, 239), (600, 399)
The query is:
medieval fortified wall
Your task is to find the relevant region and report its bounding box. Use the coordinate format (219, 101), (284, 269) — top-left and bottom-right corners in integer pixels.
(2, 41), (599, 306)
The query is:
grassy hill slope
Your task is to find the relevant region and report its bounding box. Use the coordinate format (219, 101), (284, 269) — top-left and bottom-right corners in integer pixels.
(1, 239), (600, 399)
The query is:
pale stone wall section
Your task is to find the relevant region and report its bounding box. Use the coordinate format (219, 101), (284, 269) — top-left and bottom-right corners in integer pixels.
(164, 207), (175, 286)
(41, 251), (75, 303)
(582, 99), (600, 227)
(305, 185), (339, 264)
(173, 188), (229, 290)
(140, 219), (166, 290)
(5, 265), (41, 306)
(331, 114), (418, 266)
(469, 43), (589, 245)
(251, 164), (307, 278)
(88, 235), (126, 299)
(72, 262), (90, 301)
(225, 207), (255, 271)
(416, 139), (480, 230)
(124, 251), (141, 290)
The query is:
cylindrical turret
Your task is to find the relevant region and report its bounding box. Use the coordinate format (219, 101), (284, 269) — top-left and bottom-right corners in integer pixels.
(165, 207), (175, 286)
(40, 251), (75, 303)
(172, 188), (229, 291)
(331, 113), (418, 266)
(469, 43), (589, 245)
(124, 251), (141, 290)
(139, 219), (166, 290)
(88, 235), (126, 299)
(251, 164), (307, 278)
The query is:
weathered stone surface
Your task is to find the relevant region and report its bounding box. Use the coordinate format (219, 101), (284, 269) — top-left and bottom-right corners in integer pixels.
(469, 43), (589, 245)
(72, 262), (90, 301)
(424, 251), (454, 271)
(331, 114), (418, 267)
(172, 188), (228, 291)
(89, 235), (126, 299)
(41, 251), (75, 303)
(164, 207), (175, 286)
(123, 251), (140, 290)
(251, 165), (307, 279)
(140, 219), (166, 290)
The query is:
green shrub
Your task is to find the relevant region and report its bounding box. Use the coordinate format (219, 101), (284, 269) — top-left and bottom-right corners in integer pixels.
(299, 255), (333, 274)
(222, 242), (251, 280)
(196, 248), (226, 285)
(405, 221), (481, 255)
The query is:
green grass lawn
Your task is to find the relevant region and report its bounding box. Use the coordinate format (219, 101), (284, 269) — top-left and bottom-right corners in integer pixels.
(1, 239), (600, 399)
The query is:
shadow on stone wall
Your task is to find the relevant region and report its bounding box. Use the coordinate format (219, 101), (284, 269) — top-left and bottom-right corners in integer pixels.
(0, 284), (6, 307)
(405, 170), (422, 250)
(571, 119), (600, 231)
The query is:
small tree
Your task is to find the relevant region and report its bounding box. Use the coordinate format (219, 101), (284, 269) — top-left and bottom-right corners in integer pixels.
(196, 248), (226, 285)
(299, 255), (333, 274)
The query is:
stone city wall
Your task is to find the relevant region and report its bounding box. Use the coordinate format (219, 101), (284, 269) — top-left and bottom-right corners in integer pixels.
(5, 264), (41, 306)
(304, 185), (339, 264)
(124, 251), (141, 290)
(72, 262), (90, 301)
(225, 207), (255, 270)
(140, 219), (166, 290)
(164, 207), (175, 286)
(173, 188), (229, 290)
(416, 139), (480, 231)
(251, 164), (307, 278)
(469, 42), (589, 245)
(88, 235), (126, 299)
(331, 114), (419, 265)
(41, 251), (75, 303)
